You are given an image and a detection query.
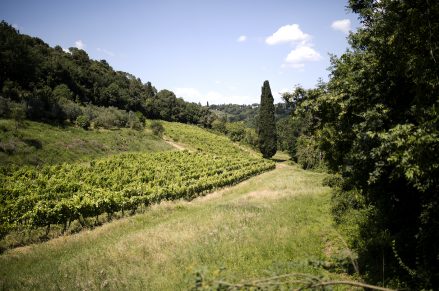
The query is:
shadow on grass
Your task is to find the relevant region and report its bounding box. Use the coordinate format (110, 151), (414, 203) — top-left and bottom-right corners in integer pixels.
(23, 138), (43, 149)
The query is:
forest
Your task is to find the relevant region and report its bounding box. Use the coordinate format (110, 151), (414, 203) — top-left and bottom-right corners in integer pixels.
(0, 21), (213, 128)
(0, 0), (438, 289)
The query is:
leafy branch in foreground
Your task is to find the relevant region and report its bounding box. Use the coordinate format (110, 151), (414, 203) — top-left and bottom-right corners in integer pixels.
(193, 271), (396, 291)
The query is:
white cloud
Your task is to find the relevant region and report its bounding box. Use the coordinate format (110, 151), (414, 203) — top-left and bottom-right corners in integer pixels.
(286, 45), (321, 63)
(12, 24), (19, 30)
(266, 24), (321, 69)
(331, 19), (351, 34)
(62, 48), (70, 53)
(75, 40), (85, 50)
(265, 24), (310, 45)
(237, 35), (247, 42)
(97, 47), (115, 57)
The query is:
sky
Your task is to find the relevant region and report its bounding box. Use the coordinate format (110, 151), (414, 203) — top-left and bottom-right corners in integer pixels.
(1, 0), (360, 105)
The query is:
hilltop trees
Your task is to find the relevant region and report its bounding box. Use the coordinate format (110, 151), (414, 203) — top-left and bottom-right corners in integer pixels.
(258, 81), (277, 158)
(0, 21), (212, 127)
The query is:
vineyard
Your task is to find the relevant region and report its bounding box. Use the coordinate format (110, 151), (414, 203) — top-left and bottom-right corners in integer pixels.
(0, 122), (274, 243)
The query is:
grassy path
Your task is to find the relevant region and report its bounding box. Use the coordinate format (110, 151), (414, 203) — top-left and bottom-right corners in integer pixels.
(0, 160), (346, 290)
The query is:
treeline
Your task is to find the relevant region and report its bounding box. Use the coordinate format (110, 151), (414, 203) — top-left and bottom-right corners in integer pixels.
(209, 103), (290, 125)
(0, 21), (213, 127)
(281, 0), (438, 289)
(209, 102), (290, 150)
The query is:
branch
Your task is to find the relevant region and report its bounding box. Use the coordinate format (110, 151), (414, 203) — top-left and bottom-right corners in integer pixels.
(311, 280), (396, 291)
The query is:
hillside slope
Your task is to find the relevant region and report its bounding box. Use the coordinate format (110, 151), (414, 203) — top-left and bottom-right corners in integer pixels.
(0, 121), (274, 249)
(0, 160), (352, 290)
(0, 119), (173, 167)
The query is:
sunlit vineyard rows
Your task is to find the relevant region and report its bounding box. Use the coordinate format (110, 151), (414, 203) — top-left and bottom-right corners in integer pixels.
(0, 122), (274, 239)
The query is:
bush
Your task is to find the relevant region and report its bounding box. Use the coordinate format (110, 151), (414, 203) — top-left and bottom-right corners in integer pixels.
(225, 122), (246, 142)
(0, 97), (11, 117)
(244, 128), (258, 148)
(75, 115), (90, 129)
(93, 107), (128, 129)
(295, 135), (324, 170)
(150, 120), (164, 137)
(59, 98), (82, 122)
(127, 111), (144, 130)
(10, 102), (26, 129)
(211, 119), (226, 133)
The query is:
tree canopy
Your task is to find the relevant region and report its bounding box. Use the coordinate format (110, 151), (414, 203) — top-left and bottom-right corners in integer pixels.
(281, 0), (439, 288)
(0, 21), (213, 126)
(258, 80), (277, 159)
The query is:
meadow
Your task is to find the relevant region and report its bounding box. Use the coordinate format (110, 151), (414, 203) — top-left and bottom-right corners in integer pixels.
(0, 156), (352, 290)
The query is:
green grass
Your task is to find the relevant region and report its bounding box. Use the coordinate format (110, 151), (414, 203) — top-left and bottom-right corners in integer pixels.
(0, 119), (173, 167)
(0, 161), (350, 290)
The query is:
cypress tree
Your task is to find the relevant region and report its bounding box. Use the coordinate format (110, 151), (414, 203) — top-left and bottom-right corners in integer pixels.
(258, 80), (277, 158)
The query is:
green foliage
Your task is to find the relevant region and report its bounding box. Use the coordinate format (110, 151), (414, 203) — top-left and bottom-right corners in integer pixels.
(274, 1), (439, 287)
(150, 120), (164, 137)
(243, 128), (258, 148)
(59, 98), (82, 121)
(127, 111), (144, 130)
(0, 122), (274, 245)
(280, 83), (327, 168)
(209, 103), (290, 126)
(0, 119), (173, 167)
(52, 84), (73, 101)
(276, 117), (296, 155)
(307, 0), (439, 288)
(257, 81), (277, 158)
(75, 115), (90, 129)
(10, 103), (26, 130)
(211, 119), (226, 133)
(0, 21), (212, 127)
(225, 122), (245, 142)
(93, 106), (128, 129)
(295, 135), (324, 170)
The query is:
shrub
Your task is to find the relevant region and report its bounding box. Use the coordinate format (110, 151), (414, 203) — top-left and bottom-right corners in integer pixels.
(150, 120), (164, 137)
(211, 119), (226, 133)
(59, 98), (82, 122)
(225, 122), (246, 142)
(127, 111), (144, 130)
(244, 128), (258, 148)
(93, 107), (128, 129)
(75, 115), (90, 129)
(295, 135), (324, 170)
(10, 102), (26, 130)
(0, 97), (11, 117)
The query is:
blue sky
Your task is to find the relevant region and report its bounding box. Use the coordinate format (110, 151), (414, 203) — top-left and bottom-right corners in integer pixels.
(1, 0), (359, 104)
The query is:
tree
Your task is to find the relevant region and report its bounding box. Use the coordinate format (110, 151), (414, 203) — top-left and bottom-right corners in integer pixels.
(316, 0), (439, 288)
(10, 103), (26, 130)
(150, 120), (164, 137)
(257, 80), (277, 158)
